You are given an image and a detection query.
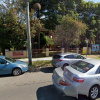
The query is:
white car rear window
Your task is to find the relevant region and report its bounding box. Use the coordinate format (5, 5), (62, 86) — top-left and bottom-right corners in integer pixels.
(71, 61), (94, 73)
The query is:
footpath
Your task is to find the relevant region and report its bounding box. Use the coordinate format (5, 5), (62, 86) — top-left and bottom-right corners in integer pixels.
(18, 57), (52, 62)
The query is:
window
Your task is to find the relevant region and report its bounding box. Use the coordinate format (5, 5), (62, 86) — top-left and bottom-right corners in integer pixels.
(64, 55), (74, 59)
(96, 67), (100, 74)
(0, 59), (7, 64)
(5, 57), (16, 63)
(74, 55), (85, 59)
(71, 61), (94, 73)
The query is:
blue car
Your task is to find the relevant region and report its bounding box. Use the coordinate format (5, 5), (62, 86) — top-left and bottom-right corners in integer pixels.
(0, 56), (28, 76)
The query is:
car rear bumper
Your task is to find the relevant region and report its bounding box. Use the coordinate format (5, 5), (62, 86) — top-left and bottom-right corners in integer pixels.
(52, 67), (78, 98)
(52, 75), (78, 98)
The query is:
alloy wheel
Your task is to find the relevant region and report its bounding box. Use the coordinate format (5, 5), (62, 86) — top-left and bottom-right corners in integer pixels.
(89, 85), (99, 100)
(13, 68), (22, 76)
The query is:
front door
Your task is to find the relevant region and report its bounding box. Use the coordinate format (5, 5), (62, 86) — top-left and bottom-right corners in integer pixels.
(0, 58), (10, 75)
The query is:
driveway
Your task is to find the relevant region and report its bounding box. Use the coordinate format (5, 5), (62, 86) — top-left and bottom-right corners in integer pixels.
(0, 66), (100, 100)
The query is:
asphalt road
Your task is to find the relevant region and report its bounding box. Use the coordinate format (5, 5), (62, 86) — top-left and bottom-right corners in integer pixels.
(0, 67), (100, 100)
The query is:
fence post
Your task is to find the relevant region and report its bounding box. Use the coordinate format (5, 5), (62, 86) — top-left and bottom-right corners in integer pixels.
(88, 47), (91, 55)
(46, 48), (49, 56)
(61, 48), (64, 53)
(5, 49), (9, 57)
(76, 48), (79, 54)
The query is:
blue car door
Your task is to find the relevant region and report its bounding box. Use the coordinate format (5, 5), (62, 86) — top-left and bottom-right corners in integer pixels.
(0, 58), (10, 75)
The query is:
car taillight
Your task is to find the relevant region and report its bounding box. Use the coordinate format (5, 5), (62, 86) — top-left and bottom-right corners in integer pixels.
(59, 59), (63, 62)
(59, 80), (70, 86)
(73, 77), (84, 83)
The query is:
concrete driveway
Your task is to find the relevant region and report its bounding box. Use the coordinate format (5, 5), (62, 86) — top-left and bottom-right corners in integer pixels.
(0, 66), (99, 100)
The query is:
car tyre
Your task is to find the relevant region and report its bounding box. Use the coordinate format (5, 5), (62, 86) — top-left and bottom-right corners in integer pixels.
(89, 85), (99, 100)
(62, 63), (69, 70)
(12, 68), (22, 76)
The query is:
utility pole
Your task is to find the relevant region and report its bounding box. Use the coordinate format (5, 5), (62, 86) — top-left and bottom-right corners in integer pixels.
(25, 0), (32, 65)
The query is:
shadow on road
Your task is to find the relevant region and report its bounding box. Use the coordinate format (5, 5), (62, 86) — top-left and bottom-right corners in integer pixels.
(36, 84), (90, 100)
(36, 85), (76, 100)
(0, 73), (25, 78)
(40, 67), (55, 73)
(28, 65), (55, 73)
(0, 74), (14, 78)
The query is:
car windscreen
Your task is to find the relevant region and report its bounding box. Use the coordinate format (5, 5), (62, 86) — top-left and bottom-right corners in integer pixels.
(71, 61), (94, 73)
(53, 55), (61, 59)
(5, 57), (16, 63)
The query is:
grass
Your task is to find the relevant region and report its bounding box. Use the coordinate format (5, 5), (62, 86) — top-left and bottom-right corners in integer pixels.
(84, 55), (100, 59)
(28, 60), (52, 72)
(32, 60), (51, 67)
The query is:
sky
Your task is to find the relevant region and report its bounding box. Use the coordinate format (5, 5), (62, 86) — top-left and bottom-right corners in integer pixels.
(85, 0), (100, 3)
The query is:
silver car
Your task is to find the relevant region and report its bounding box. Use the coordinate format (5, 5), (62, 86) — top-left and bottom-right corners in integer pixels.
(52, 59), (100, 100)
(52, 53), (86, 69)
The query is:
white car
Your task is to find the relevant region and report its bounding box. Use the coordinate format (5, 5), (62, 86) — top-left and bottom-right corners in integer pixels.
(52, 59), (100, 100)
(52, 53), (87, 69)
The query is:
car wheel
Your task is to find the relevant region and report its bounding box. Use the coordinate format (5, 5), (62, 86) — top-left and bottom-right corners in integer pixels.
(89, 85), (99, 100)
(12, 68), (22, 76)
(62, 63), (69, 70)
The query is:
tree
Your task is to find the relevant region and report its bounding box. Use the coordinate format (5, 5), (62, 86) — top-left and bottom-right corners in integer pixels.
(0, 0), (44, 54)
(30, 0), (100, 48)
(0, 1), (27, 54)
(45, 37), (54, 47)
(54, 15), (87, 51)
(33, 32), (46, 49)
(76, 1), (100, 46)
(30, 0), (59, 30)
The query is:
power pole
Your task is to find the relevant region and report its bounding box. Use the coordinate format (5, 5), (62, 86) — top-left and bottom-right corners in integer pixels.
(25, 0), (32, 65)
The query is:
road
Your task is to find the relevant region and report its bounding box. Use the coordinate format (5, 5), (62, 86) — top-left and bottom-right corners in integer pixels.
(0, 67), (100, 100)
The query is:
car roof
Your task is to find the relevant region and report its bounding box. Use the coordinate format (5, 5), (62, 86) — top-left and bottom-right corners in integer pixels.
(57, 53), (79, 56)
(0, 55), (5, 59)
(83, 59), (100, 65)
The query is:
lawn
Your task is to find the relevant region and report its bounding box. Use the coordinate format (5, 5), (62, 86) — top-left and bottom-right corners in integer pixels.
(28, 60), (52, 72)
(84, 55), (100, 59)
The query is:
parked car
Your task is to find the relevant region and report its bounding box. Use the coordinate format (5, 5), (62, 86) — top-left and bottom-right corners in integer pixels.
(52, 59), (100, 100)
(0, 56), (28, 76)
(52, 53), (87, 69)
